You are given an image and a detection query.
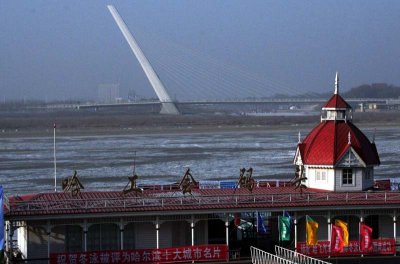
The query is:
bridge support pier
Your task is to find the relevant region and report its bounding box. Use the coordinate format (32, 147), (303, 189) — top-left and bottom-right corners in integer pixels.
(160, 102), (180, 115)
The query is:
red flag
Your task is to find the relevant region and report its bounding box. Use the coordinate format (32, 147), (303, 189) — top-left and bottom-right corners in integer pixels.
(331, 224), (344, 253)
(360, 223), (373, 252)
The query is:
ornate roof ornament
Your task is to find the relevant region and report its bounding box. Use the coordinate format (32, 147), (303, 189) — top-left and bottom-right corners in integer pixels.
(334, 71), (339, 95)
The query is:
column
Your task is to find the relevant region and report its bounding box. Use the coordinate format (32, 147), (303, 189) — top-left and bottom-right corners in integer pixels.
(46, 221), (51, 259)
(225, 215), (229, 247)
(156, 217), (160, 249)
(83, 220), (88, 252)
(360, 216), (364, 257)
(120, 219), (124, 250)
(327, 217), (331, 258)
(5, 221), (9, 253)
(394, 215), (397, 256)
(8, 222), (13, 259)
(191, 216), (195, 246)
(294, 218), (298, 251)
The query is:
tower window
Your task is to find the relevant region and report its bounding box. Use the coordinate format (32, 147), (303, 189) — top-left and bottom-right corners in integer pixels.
(316, 170), (327, 182)
(342, 169), (353, 185)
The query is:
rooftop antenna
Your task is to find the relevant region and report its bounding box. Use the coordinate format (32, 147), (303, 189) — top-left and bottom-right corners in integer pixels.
(334, 72), (339, 95)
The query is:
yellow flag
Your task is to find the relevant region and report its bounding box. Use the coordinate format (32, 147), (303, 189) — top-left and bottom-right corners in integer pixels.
(306, 216), (319, 245)
(335, 219), (349, 246)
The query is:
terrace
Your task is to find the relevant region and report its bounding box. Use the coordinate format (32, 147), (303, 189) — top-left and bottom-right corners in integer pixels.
(5, 180), (400, 219)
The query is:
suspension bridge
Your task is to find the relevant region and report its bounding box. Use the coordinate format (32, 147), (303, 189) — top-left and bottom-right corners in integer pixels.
(102, 5), (393, 115)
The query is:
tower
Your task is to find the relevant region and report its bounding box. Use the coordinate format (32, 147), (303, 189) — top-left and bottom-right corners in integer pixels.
(294, 73), (380, 191)
(107, 5), (180, 115)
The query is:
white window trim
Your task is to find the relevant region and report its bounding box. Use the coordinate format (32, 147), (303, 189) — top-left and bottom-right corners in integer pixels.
(341, 168), (356, 187)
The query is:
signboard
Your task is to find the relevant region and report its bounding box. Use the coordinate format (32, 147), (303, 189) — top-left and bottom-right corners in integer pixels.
(50, 244), (228, 264)
(297, 239), (395, 256)
(219, 181), (236, 189)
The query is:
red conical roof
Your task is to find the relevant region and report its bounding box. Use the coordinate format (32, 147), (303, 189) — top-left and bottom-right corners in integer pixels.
(323, 94), (352, 109)
(297, 121), (380, 166)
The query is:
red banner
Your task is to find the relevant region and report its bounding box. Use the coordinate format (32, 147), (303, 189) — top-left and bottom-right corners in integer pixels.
(331, 224), (344, 253)
(297, 239), (395, 256)
(50, 244), (228, 264)
(360, 223), (373, 252)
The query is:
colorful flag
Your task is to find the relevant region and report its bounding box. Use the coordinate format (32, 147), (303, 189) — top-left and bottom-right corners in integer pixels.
(335, 219), (349, 246)
(306, 215), (318, 245)
(0, 186), (4, 262)
(279, 213), (291, 241)
(331, 224), (344, 253)
(360, 223), (373, 252)
(257, 212), (268, 235)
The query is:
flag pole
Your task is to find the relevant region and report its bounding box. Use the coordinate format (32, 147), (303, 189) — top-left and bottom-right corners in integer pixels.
(53, 123), (57, 192)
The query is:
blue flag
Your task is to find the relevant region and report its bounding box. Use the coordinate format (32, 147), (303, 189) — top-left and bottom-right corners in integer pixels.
(0, 186), (4, 251)
(257, 212), (268, 235)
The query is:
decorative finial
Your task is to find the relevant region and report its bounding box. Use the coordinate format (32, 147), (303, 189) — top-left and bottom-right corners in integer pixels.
(334, 72), (339, 95)
(348, 131), (351, 145)
(298, 131), (301, 143)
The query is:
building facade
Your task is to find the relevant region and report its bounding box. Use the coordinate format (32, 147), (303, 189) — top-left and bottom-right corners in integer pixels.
(294, 73), (380, 191)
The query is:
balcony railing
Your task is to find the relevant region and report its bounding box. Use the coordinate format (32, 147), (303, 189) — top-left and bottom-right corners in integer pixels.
(6, 190), (400, 216)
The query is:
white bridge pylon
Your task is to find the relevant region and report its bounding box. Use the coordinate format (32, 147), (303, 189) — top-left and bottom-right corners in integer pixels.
(107, 5), (180, 115)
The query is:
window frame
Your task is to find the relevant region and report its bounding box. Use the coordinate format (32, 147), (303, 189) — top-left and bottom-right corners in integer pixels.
(342, 168), (354, 185)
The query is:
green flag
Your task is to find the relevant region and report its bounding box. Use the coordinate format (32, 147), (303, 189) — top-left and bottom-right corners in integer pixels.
(279, 216), (291, 241)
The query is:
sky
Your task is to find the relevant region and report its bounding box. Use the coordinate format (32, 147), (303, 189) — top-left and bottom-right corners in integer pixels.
(1, 0), (399, 101)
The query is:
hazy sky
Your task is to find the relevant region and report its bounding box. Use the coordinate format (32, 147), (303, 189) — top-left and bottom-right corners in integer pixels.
(1, 0), (399, 101)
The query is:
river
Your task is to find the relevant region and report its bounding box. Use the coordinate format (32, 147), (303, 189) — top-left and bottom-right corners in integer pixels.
(1, 126), (399, 195)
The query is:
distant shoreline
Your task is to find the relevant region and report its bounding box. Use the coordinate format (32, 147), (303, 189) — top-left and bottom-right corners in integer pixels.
(0, 110), (399, 138)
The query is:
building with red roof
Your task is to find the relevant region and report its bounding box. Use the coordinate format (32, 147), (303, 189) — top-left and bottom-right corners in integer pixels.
(294, 73), (380, 191)
(4, 74), (399, 263)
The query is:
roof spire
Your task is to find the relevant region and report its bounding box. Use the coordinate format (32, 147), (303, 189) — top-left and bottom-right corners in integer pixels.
(298, 131), (301, 143)
(334, 71), (339, 95)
